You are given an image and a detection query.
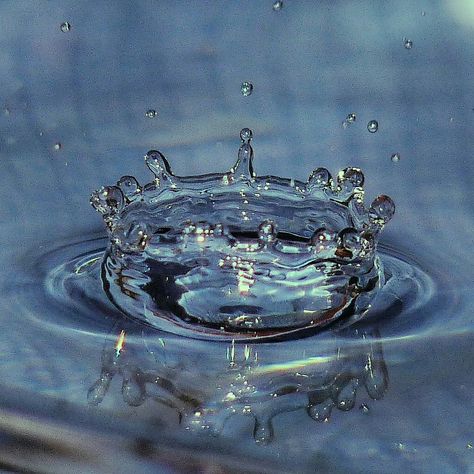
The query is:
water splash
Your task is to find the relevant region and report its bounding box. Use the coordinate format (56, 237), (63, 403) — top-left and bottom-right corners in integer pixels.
(91, 129), (395, 338)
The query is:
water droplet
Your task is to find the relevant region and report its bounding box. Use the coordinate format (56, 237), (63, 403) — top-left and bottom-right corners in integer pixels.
(359, 403), (370, 413)
(307, 168), (332, 189)
(240, 127), (253, 142)
(60, 22), (71, 33)
(53, 142), (61, 151)
(90, 186), (125, 216)
(338, 228), (362, 255)
(311, 228), (335, 252)
(369, 195), (395, 226)
(337, 167), (365, 188)
(391, 153), (400, 163)
(258, 220), (276, 243)
(403, 38), (413, 49)
(467, 442), (473, 450)
(347, 113), (356, 123)
(145, 150), (174, 183)
(145, 109), (157, 118)
(421, 11), (426, 16)
(117, 176), (141, 199)
(240, 81), (253, 97)
(367, 120), (379, 133)
(272, 0), (283, 11)
(308, 399), (333, 422)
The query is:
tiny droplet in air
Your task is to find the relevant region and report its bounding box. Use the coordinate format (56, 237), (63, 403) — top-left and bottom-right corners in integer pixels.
(60, 22), (71, 33)
(367, 120), (379, 133)
(241, 81), (253, 97)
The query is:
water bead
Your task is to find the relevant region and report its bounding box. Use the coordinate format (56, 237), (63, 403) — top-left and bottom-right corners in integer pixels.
(145, 109), (157, 118)
(145, 150), (173, 178)
(307, 167), (332, 189)
(391, 153), (400, 163)
(53, 142), (62, 151)
(337, 167), (364, 188)
(90, 186), (124, 216)
(346, 113), (356, 123)
(258, 220), (277, 243)
(240, 127), (253, 142)
(117, 176), (141, 199)
(403, 38), (413, 49)
(240, 81), (253, 97)
(369, 195), (396, 226)
(367, 120), (379, 133)
(60, 22), (71, 32)
(272, 0), (283, 11)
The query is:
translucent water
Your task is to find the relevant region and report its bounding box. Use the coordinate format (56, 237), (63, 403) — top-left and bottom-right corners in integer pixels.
(90, 130), (396, 338)
(2, 2), (474, 473)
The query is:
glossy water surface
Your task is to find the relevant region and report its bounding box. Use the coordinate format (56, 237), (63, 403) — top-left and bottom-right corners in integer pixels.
(1, 1), (474, 473)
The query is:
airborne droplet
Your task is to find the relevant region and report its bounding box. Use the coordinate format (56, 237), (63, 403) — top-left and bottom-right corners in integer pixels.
(367, 120), (379, 133)
(60, 21), (71, 33)
(240, 127), (253, 142)
(240, 81), (253, 97)
(272, 1), (283, 11)
(391, 153), (400, 163)
(403, 38), (413, 49)
(145, 109), (157, 118)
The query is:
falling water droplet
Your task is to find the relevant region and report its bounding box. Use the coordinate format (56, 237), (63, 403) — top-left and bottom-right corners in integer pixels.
(272, 0), (283, 11)
(60, 22), (71, 33)
(367, 120), (379, 133)
(391, 153), (400, 163)
(359, 403), (370, 413)
(403, 38), (413, 49)
(421, 11), (426, 16)
(145, 109), (157, 118)
(369, 195), (395, 226)
(53, 142), (62, 151)
(240, 127), (253, 142)
(240, 81), (253, 97)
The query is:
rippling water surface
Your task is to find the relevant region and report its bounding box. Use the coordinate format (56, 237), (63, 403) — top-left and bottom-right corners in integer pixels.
(1, 1), (474, 472)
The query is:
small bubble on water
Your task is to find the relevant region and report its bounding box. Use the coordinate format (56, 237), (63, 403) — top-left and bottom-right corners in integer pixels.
(367, 120), (379, 133)
(60, 22), (71, 33)
(53, 142), (61, 151)
(241, 81), (253, 97)
(240, 127), (253, 142)
(272, 0), (283, 11)
(391, 153), (400, 163)
(403, 38), (413, 49)
(145, 109), (157, 118)
(359, 403), (370, 413)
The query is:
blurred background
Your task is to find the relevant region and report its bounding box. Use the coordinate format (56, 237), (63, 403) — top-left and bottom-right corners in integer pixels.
(0, 1), (473, 472)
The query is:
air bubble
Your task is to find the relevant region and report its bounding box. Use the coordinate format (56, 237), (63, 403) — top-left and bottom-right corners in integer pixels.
(369, 195), (395, 226)
(272, 0), (283, 11)
(391, 153), (400, 163)
(240, 81), (253, 97)
(367, 120), (378, 133)
(60, 22), (71, 33)
(240, 127), (253, 142)
(145, 109), (157, 118)
(403, 38), (413, 49)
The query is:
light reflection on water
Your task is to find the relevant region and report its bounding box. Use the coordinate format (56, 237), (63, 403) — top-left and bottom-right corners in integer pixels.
(1, 0), (474, 472)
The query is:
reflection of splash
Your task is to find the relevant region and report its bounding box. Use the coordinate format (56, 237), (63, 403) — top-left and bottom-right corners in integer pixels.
(88, 323), (388, 444)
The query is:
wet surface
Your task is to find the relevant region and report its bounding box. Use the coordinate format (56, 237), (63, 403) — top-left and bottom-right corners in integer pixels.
(1, 1), (474, 472)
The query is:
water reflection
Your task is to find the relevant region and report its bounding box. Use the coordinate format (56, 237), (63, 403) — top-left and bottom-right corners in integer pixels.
(88, 321), (388, 444)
